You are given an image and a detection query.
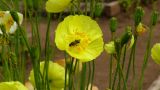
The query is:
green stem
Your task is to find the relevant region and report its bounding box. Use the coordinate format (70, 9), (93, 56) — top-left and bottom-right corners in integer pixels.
(90, 60), (95, 90)
(80, 63), (87, 90)
(85, 0), (88, 15)
(69, 59), (74, 90)
(90, 0), (95, 17)
(109, 32), (114, 89)
(86, 62), (91, 90)
(138, 26), (154, 90)
(43, 13), (51, 90)
(64, 52), (68, 90)
(122, 45), (127, 69)
(125, 36), (137, 83)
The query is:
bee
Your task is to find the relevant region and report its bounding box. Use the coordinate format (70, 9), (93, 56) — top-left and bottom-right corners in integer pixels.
(69, 40), (80, 47)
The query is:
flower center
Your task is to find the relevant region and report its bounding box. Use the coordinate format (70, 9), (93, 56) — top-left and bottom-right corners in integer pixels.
(67, 32), (90, 52)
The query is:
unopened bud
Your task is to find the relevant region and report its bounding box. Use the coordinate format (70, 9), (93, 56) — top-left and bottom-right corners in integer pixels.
(134, 7), (144, 26)
(109, 17), (118, 33)
(151, 10), (159, 26)
(120, 26), (132, 47)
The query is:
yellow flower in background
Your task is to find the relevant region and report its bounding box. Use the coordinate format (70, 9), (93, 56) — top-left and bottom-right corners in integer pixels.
(0, 11), (23, 34)
(136, 23), (147, 35)
(45, 0), (71, 13)
(55, 15), (104, 62)
(29, 61), (65, 90)
(151, 43), (160, 64)
(104, 41), (115, 54)
(0, 81), (28, 90)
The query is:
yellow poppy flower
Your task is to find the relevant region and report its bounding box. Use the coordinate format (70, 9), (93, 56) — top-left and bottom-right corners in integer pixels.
(0, 11), (23, 34)
(151, 43), (160, 64)
(29, 61), (65, 90)
(55, 15), (104, 62)
(104, 41), (115, 54)
(45, 0), (71, 13)
(0, 81), (28, 90)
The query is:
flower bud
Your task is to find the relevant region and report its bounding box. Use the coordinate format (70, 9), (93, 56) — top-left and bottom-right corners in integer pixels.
(151, 10), (159, 26)
(120, 26), (132, 47)
(109, 17), (118, 33)
(114, 39), (121, 54)
(104, 41), (115, 54)
(10, 11), (23, 25)
(45, 0), (71, 13)
(151, 43), (160, 64)
(94, 2), (103, 17)
(134, 7), (144, 26)
(10, 11), (19, 24)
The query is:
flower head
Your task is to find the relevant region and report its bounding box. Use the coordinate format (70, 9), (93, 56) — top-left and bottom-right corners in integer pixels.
(151, 43), (160, 64)
(136, 23), (147, 35)
(45, 0), (71, 13)
(104, 41), (115, 54)
(55, 15), (104, 62)
(0, 81), (28, 90)
(29, 61), (65, 90)
(0, 11), (23, 34)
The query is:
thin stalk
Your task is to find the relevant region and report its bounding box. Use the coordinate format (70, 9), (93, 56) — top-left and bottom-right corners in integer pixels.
(69, 59), (74, 90)
(71, 1), (83, 14)
(86, 62), (91, 90)
(90, 0), (95, 17)
(122, 45), (127, 69)
(85, 0), (88, 15)
(43, 13), (52, 90)
(80, 63), (87, 90)
(64, 52), (68, 90)
(90, 60), (95, 90)
(125, 36), (137, 82)
(1, 0), (11, 9)
(117, 50), (127, 90)
(35, 12), (42, 55)
(109, 32), (115, 89)
(138, 26), (154, 90)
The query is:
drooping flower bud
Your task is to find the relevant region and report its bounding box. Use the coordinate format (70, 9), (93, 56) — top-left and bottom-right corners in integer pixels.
(120, 26), (132, 47)
(109, 17), (118, 33)
(104, 41), (115, 54)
